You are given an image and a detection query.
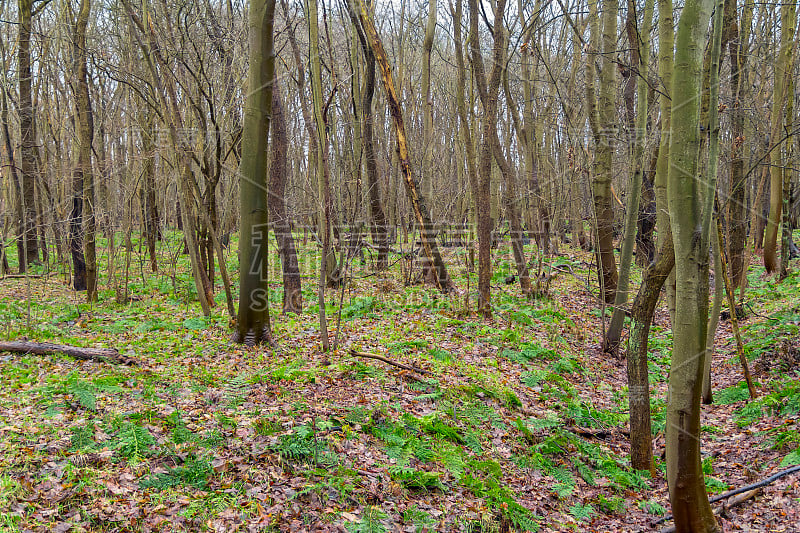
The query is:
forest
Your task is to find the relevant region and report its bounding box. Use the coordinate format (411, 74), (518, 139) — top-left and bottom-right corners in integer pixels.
(1, 0), (799, 531)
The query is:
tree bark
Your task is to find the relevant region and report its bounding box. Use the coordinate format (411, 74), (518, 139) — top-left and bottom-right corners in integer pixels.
(587, 0), (619, 304)
(356, 0), (453, 294)
(467, 0), (509, 315)
(763, 3), (795, 274)
(725, 0), (751, 292)
(233, 0), (276, 345)
(141, 111), (160, 273)
(122, 0), (213, 316)
(17, 0), (39, 271)
(268, 74), (302, 314)
(665, 0), (720, 529)
(71, 0), (97, 301)
(606, 0), (653, 353)
(347, 0), (389, 270)
(0, 341), (137, 365)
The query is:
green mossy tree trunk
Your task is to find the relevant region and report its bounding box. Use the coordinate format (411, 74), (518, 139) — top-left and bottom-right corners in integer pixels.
(234, 0), (277, 345)
(664, 0), (720, 529)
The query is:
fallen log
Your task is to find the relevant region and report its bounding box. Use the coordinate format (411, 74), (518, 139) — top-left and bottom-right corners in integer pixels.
(0, 340), (137, 365)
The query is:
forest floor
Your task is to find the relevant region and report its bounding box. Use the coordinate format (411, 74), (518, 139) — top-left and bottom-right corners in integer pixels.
(0, 232), (799, 532)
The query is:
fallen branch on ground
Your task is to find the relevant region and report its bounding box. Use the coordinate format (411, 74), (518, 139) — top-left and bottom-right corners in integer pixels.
(654, 464), (800, 530)
(348, 348), (433, 377)
(0, 340), (138, 365)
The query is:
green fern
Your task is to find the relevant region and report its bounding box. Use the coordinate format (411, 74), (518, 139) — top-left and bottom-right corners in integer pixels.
(70, 425), (97, 452)
(342, 297), (379, 319)
(638, 499), (666, 516)
(113, 422), (155, 461)
(716, 381), (751, 405)
(596, 494), (626, 515)
(568, 503), (595, 522)
(140, 456), (212, 491)
(463, 429), (483, 454)
(524, 413), (562, 430)
(520, 369), (549, 388)
(573, 459), (596, 486)
(345, 506), (388, 533)
(388, 465), (444, 490)
(402, 505), (437, 531)
(222, 373), (251, 407)
(780, 447), (800, 467)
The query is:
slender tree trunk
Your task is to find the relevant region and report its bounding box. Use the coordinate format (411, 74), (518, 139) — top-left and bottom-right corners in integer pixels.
(606, 0), (653, 353)
(665, 0), (720, 529)
(779, 73), (795, 279)
(451, 0), (479, 278)
(702, 219), (723, 404)
(656, 0), (677, 326)
(520, 6), (551, 254)
(269, 75), (302, 314)
(627, 236), (673, 474)
(356, 0), (453, 294)
(764, 2), (795, 274)
(71, 0), (97, 301)
(233, 0), (277, 345)
(587, 0), (619, 304)
(1, 82), (23, 273)
(466, 0), (509, 315)
(307, 0), (333, 351)
(141, 111), (160, 273)
(17, 0), (39, 271)
(121, 0), (211, 316)
(347, 0), (389, 270)
(636, 146), (658, 266)
(725, 0), (751, 292)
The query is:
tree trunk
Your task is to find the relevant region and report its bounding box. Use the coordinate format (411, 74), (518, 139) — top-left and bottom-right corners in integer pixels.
(141, 111), (160, 273)
(356, 0), (453, 294)
(626, 235), (673, 474)
(17, 0), (39, 271)
(587, 0), (619, 304)
(656, 0), (677, 327)
(763, 3), (795, 274)
(725, 0), (751, 292)
(1, 79), (24, 274)
(665, 0), (720, 529)
(233, 0), (276, 345)
(636, 146), (658, 267)
(347, 0), (389, 270)
(520, 12), (551, 254)
(71, 0), (97, 301)
(122, 0), (212, 316)
(268, 75), (302, 314)
(467, 0), (509, 315)
(307, 0), (334, 350)
(606, 0), (653, 353)
(779, 71), (795, 279)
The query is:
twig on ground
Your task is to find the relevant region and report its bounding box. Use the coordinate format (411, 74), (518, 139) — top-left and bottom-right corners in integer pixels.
(348, 348), (433, 377)
(654, 464), (800, 529)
